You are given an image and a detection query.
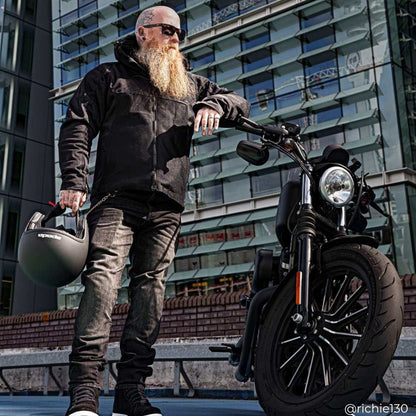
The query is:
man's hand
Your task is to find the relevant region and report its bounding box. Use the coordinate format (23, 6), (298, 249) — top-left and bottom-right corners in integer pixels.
(59, 190), (87, 216)
(194, 107), (221, 136)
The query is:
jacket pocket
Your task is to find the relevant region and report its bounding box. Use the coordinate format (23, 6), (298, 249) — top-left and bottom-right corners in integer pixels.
(111, 83), (154, 115)
(157, 97), (193, 132)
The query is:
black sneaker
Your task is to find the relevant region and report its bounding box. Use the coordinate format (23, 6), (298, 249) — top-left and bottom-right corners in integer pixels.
(65, 384), (100, 416)
(112, 384), (162, 416)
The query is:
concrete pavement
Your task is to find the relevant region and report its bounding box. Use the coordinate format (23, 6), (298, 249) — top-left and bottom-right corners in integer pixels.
(0, 396), (264, 416)
(0, 396), (414, 416)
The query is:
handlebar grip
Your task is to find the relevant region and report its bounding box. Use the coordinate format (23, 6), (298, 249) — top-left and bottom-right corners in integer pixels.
(235, 124), (264, 136)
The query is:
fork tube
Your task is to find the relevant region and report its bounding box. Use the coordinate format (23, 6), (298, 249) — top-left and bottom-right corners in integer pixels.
(298, 234), (312, 326)
(296, 167), (315, 328)
(301, 169), (312, 206)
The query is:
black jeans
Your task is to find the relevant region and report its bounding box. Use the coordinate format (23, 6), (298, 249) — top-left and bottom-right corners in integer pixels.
(68, 194), (181, 388)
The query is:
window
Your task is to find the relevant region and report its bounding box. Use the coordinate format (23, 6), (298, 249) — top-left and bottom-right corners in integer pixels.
(5, 0), (19, 13)
(245, 78), (274, 116)
(228, 248), (255, 265)
(24, 0), (37, 19)
(0, 76), (12, 129)
(0, 16), (18, 70)
(0, 274), (13, 315)
(20, 25), (35, 74)
(174, 256), (200, 272)
(193, 137), (219, 155)
(200, 252), (226, 268)
(188, 47), (214, 69)
(178, 233), (199, 249)
(15, 82), (31, 131)
(243, 49), (271, 73)
(226, 224), (254, 241)
(242, 28), (269, 51)
(0, 137), (5, 189)
(10, 141), (25, 191)
(5, 209), (19, 254)
(255, 220), (275, 237)
(251, 170), (281, 198)
(301, 24), (333, 53)
(200, 229), (225, 245)
(196, 183), (223, 208)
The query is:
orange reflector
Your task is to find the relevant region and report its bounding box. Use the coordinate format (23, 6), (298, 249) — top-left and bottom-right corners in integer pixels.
(296, 271), (302, 305)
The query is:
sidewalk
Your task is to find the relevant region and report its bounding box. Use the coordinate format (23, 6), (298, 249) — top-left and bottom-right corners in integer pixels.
(0, 396), (263, 416)
(0, 396), (414, 416)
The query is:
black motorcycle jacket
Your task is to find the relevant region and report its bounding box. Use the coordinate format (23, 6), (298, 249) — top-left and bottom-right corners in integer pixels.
(58, 34), (250, 208)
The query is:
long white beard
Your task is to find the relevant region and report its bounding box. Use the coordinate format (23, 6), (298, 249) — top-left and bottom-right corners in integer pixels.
(135, 43), (194, 99)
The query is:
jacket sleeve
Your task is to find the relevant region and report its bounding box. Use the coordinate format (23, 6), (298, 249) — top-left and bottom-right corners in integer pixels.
(193, 76), (250, 127)
(58, 64), (109, 193)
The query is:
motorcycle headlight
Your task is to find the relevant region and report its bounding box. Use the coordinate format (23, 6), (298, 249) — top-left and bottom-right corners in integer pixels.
(319, 166), (355, 207)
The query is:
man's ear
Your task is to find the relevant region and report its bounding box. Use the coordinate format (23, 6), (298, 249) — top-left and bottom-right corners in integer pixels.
(137, 26), (146, 41)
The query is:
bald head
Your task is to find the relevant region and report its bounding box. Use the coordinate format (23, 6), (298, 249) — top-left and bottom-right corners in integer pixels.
(135, 6), (181, 44)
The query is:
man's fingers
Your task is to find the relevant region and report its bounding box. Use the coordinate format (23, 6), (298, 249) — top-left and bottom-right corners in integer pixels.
(71, 193), (81, 216)
(201, 113), (209, 135)
(194, 112), (202, 132)
(59, 191), (65, 209)
(80, 193), (87, 207)
(207, 113), (217, 135)
(59, 190), (86, 214)
(214, 115), (220, 131)
(195, 108), (221, 135)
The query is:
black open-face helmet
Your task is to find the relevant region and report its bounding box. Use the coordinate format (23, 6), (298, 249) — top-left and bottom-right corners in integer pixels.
(18, 203), (89, 287)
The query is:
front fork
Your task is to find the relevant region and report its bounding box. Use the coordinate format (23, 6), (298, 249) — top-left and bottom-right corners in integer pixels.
(293, 167), (316, 328)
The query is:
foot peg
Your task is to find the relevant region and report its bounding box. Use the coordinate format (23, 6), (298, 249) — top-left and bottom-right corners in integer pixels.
(209, 343), (236, 353)
(210, 343), (241, 366)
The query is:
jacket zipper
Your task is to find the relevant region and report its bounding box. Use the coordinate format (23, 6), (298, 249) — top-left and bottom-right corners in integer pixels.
(151, 98), (158, 192)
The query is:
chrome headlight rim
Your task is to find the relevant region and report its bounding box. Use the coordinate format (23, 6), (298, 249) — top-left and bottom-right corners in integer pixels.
(319, 166), (355, 208)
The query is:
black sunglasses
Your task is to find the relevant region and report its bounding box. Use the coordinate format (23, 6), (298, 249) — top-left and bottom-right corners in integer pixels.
(142, 23), (186, 42)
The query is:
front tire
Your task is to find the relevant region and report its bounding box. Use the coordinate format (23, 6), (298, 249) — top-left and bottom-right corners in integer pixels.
(254, 244), (403, 416)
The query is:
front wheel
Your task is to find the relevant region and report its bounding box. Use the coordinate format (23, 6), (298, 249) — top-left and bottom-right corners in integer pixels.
(254, 244), (403, 416)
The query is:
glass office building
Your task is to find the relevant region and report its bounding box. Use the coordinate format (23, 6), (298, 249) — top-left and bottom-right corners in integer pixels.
(52, 0), (416, 309)
(0, 0), (55, 315)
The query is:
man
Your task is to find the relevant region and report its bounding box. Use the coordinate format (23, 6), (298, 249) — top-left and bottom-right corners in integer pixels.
(59, 5), (250, 416)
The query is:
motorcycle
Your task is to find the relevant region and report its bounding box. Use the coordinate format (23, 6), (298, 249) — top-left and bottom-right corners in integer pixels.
(210, 116), (404, 416)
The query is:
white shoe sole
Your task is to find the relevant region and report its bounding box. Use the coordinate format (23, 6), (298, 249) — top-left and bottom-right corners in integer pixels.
(68, 411), (99, 416)
(112, 413), (162, 416)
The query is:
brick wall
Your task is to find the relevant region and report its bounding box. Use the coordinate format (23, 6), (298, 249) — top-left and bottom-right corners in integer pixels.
(0, 291), (247, 350)
(0, 276), (415, 350)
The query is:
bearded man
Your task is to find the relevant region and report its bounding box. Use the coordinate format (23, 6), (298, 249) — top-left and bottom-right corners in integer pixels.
(59, 5), (250, 416)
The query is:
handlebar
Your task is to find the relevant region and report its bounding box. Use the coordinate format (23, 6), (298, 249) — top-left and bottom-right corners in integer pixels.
(235, 116), (265, 137)
(235, 116), (295, 143)
(234, 116), (312, 180)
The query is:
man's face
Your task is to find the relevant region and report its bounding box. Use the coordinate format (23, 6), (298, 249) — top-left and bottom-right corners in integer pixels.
(138, 9), (182, 50)
(134, 7), (193, 99)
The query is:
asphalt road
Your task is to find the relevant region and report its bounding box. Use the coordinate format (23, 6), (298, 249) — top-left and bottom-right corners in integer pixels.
(0, 396), (414, 416)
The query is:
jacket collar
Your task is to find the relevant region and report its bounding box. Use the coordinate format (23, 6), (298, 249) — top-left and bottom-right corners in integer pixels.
(114, 34), (149, 76)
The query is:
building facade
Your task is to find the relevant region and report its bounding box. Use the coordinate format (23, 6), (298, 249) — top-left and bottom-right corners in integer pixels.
(51, 0), (416, 309)
(0, 0), (55, 315)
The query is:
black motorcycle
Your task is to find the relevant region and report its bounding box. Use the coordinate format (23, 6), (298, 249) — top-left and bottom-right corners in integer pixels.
(211, 116), (404, 416)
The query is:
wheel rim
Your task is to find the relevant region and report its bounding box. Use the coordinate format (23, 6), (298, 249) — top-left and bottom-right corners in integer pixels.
(271, 262), (372, 399)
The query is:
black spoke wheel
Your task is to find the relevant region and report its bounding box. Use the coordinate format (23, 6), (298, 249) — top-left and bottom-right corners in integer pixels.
(254, 245), (403, 416)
